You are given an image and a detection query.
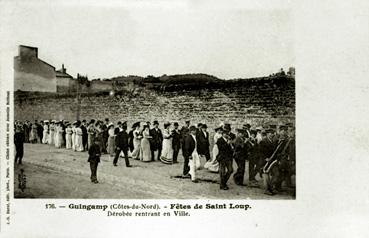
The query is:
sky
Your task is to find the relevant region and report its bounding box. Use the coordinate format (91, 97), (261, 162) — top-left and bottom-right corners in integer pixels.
(1, 0), (294, 79)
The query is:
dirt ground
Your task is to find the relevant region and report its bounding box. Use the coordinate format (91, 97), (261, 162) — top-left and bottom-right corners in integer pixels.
(14, 144), (295, 199)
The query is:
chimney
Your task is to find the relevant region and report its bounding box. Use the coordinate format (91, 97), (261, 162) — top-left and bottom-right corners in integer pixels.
(62, 64), (66, 74)
(19, 45), (38, 59)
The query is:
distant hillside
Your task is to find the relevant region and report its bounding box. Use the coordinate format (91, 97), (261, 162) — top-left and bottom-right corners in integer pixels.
(98, 72), (294, 91)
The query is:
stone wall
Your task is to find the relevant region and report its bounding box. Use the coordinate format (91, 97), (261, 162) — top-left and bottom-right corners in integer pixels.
(14, 77), (295, 131)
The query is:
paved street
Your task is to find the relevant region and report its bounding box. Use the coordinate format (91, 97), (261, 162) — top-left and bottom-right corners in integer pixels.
(14, 144), (295, 199)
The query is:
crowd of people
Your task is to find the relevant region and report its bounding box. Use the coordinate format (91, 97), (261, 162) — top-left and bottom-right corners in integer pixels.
(14, 118), (295, 195)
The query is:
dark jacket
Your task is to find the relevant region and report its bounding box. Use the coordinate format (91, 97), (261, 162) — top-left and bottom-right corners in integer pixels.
(182, 134), (196, 158)
(81, 125), (88, 141)
(150, 128), (163, 150)
(216, 136), (234, 162)
(233, 136), (247, 160)
(196, 129), (210, 155)
(259, 137), (277, 161)
(172, 129), (181, 150)
(14, 131), (25, 147)
(115, 130), (129, 150)
(180, 126), (190, 145)
(88, 143), (101, 163)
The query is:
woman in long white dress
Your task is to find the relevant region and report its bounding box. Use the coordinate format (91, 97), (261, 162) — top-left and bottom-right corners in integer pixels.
(204, 126), (222, 173)
(106, 124), (116, 160)
(65, 124), (73, 149)
(71, 122), (76, 151)
(131, 123), (142, 160)
(160, 122), (174, 164)
(29, 123), (38, 143)
(42, 121), (49, 144)
(140, 125), (152, 162)
(49, 121), (55, 145)
(54, 123), (60, 148)
(75, 123), (84, 152)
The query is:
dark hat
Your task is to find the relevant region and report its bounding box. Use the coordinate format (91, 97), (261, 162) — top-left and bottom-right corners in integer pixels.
(279, 125), (288, 131)
(114, 128), (120, 134)
(243, 124), (251, 129)
(153, 120), (159, 125)
(197, 123), (203, 128)
(164, 122), (171, 127)
(266, 128), (274, 133)
(236, 128), (245, 133)
(146, 121), (151, 124)
(82, 119), (86, 123)
(201, 124), (207, 129)
(173, 122), (179, 126)
(117, 121), (122, 125)
(215, 125), (223, 132)
(185, 120), (190, 123)
(250, 130), (257, 135)
(223, 123), (231, 131)
(105, 118), (109, 121)
(189, 126), (197, 131)
(122, 121), (127, 126)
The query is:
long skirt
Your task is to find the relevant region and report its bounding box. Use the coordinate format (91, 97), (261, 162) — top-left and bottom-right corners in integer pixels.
(140, 138), (151, 162)
(29, 129), (38, 143)
(160, 138), (173, 164)
(88, 134), (95, 150)
(71, 133), (76, 151)
(66, 134), (72, 149)
(131, 139), (141, 159)
(204, 144), (219, 173)
(107, 136), (116, 156)
(55, 132), (60, 148)
(189, 151), (201, 180)
(75, 135), (84, 152)
(49, 131), (55, 145)
(42, 131), (48, 144)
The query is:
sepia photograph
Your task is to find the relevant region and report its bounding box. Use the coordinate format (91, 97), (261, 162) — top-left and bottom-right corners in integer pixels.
(10, 2), (295, 199)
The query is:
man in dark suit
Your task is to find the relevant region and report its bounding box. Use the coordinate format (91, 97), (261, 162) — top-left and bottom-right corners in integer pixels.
(196, 123), (211, 162)
(172, 122), (181, 163)
(182, 126), (197, 179)
(114, 125), (131, 167)
(150, 120), (163, 161)
(36, 120), (43, 143)
(81, 120), (88, 151)
(216, 127), (234, 190)
(14, 125), (25, 165)
(233, 129), (248, 186)
(180, 120), (190, 156)
(247, 130), (258, 183)
(88, 138), (101, 183)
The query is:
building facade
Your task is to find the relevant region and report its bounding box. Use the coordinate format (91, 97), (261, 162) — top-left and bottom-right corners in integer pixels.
(56, 64), (75, 93)
(14, 45), (57, 92)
